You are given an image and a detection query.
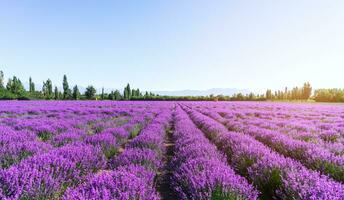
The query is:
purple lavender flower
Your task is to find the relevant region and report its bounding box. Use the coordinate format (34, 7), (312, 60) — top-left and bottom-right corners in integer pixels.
(0, 140), (52, 168)
(110, 148), (162, 172)
(63, 165), (159, 200)
(84, 132), (118, 159)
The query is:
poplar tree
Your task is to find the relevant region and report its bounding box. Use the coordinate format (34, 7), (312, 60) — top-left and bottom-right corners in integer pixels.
(0, 71), (4, 89)
(101, 87), (105, 100)
(54, 87), (59, 100)
(108, 91), (114, 100)
(46, 79), (53, 99)
(72, 85), (80, 100)
(124, 83), (131, 100)
(63, 75), (71, 99)
(266, 89), (272, 100)
(302, 82), (312, 100)
(29, 77), (35, 92)
(114, 90), (121, 100)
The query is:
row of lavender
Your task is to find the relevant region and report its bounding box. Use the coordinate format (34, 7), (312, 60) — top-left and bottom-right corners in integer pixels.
(65, 104), (261, 200)
(195, 106), (344, 183)
(0, 101), (166, 199)
(0, 102), (151, 170)
(196, 102), (344, 154)
(62, 106), (172, 199)
(181, 103), (344, 199)
(171, 106), (259, 199)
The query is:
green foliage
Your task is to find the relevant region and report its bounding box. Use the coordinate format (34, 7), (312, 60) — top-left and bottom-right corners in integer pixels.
(123, 83), (131, 100)
(42, 79), (53, 99)
(72, 85), (80, 100)
(38, 131), (52, 141)
(313, 160), (344, 183)
(0, 88), (17, 99)
(54, 87), (59, 100)
(101, 87), (105, 100)
(29, 77), (35, 92)
(93, 124), (104, 134)
(266, 82), (312, 101)
(1, 151), (33, 169)
(302, 82), (312, 99)
(104, 147), (118, 159)
(85, 85), (96, 100)
(236, 155), (255, 177)
(257, 168), (283, 200)
(1, 70), (343, 102)
(314, 88), (344, 102)
(108, 89), (122, 100)
(265, 89), (272, 100)
(320, 134), (339, 143)
(211, 185), (242, 200)
(131, 89), (136, 98)
(129, 124), (142, 139)
(108, 91), (114, 100)
(0, 70), (5, 89)
(114, 90), (122, 100)
(6, 76), (25, 95)
(62, 75), (72, 99)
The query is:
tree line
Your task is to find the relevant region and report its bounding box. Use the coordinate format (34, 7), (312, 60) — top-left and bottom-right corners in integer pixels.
(265, 82), (312, 101)
(313, 89), (344, 102)
(0, 70), (343, 102)
(265, 82), (344, 102)
(0, 71), (158, 100)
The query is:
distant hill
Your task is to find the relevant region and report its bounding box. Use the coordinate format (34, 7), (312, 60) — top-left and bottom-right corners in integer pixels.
(154, 88), (251, 96)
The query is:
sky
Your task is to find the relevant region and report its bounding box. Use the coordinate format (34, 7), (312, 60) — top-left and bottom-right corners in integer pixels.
(0, 0), (344, 92)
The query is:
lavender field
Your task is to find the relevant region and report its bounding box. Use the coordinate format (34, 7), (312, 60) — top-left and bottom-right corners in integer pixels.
(0, 101), (343, 200)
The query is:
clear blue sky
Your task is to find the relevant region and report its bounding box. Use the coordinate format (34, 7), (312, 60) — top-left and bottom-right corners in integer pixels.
(1, 0), (343, 92)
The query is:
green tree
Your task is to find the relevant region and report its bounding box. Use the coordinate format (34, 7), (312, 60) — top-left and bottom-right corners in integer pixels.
(131, 89), (136, 97)
(124, 83), (131, 100)
(302, 82), (312, 100)
(72, 85), (80, 100)
(108, 91), (114, 100)
(58, 91), (63, 100)
(85, 85), (96, 100)
(266, 89), (272, 100)
(42, 81), (46, 96)
(6, 79), (11, 91)
(235, 93), (244, 101)
(0, 70), (4, 89)
(101, 87), (105, 100)
(6, 76), (25, 95)
(63, 75), (71, 99)
(54, 86), (59, 100)
(248, 92), (255, 100)
(144, 91), (149, 98)
(46, 79), (53, 99)
(42, 79), (53, 99)
(284, 87), (288, 100)
(29, 77), (35, 92)
(314, 89), (344, 102)
(114, 90), (121, 100)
